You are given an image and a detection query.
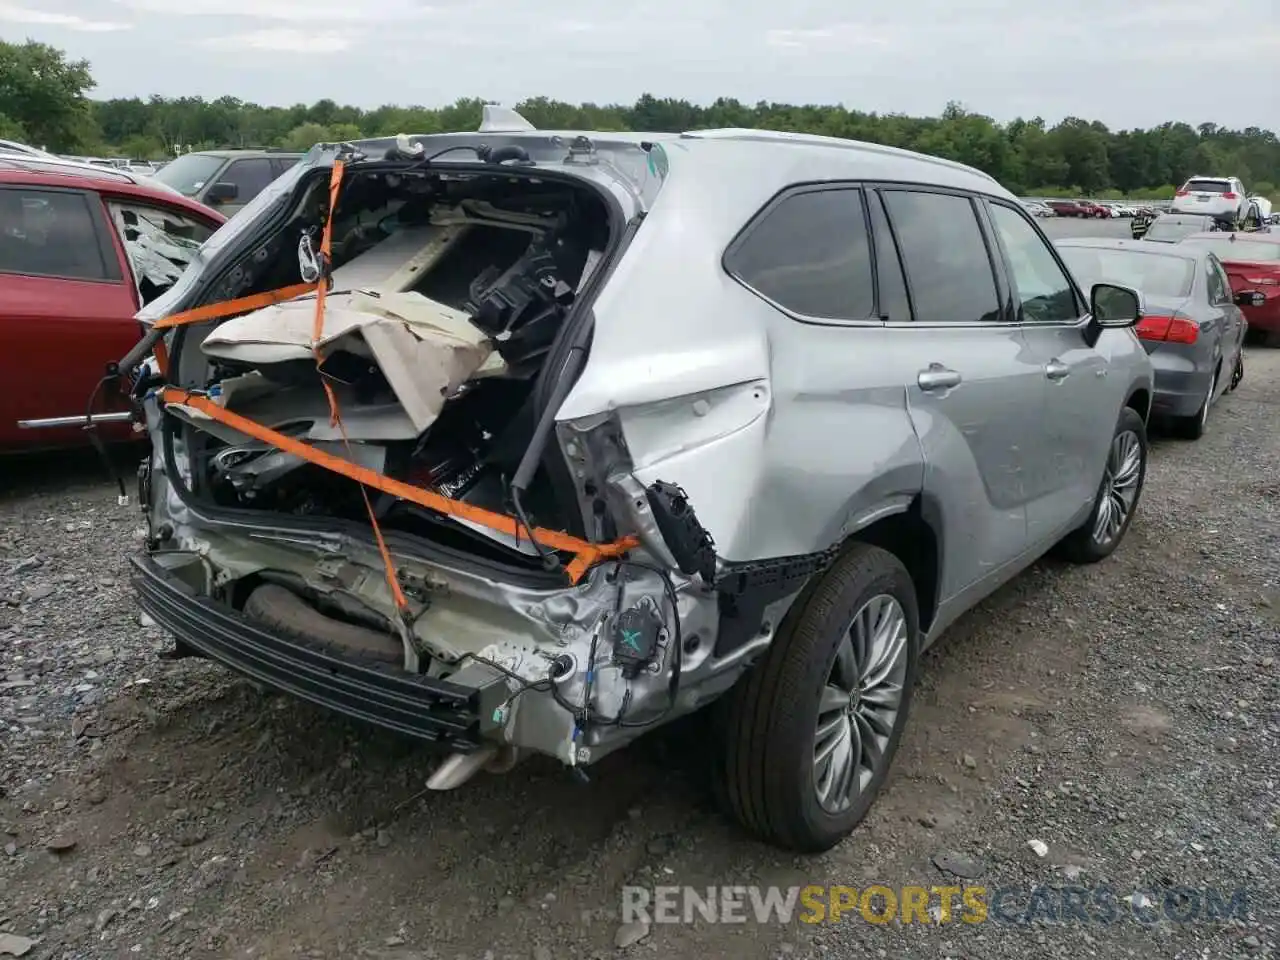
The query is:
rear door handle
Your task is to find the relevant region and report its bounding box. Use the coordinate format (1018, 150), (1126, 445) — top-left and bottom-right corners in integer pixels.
(1044, 359), (1071, 381)
(917, 364), (962, 391)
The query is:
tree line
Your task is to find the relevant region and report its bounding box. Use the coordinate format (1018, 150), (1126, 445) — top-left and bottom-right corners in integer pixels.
(4, 38), (1278, 200)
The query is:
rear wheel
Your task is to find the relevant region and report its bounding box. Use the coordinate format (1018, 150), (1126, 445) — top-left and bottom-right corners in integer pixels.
(716, 543), (919, 852)
(1057, 407), (1147, 563)
(1172, 368), (1217, 440)
(1230, 353), (1244, 392)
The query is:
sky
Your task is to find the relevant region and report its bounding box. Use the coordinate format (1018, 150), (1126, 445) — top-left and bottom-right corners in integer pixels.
(1, 0), (1277, 130)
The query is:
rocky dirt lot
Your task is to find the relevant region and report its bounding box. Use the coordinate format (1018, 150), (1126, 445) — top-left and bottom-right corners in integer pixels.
(2, 348), (1278, 960)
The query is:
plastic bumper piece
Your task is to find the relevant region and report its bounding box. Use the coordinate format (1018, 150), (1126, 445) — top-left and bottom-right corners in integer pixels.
(130, 555), (504, 751)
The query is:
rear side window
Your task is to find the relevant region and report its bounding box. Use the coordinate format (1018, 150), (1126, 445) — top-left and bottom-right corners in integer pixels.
(726, 187), (876, 322)
(0, 188), (112, 281)
(106, 201), (217, 304)
(881, 190), (1002, 323)
(1204, 257), (1229, 304)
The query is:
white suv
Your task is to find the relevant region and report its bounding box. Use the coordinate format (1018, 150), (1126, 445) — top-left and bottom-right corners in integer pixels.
(1171, 176), (1248, 226)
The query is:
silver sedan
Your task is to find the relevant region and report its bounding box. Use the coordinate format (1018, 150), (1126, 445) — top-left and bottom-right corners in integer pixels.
(1057, 237), (1249, 439)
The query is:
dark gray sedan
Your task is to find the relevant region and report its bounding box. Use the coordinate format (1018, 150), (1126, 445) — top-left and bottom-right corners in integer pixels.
(1141, 213), (1222, 244)
(1057, 238), (1248, 439)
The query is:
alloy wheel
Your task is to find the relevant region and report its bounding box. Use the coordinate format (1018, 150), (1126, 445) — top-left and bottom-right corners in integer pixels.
(1200, 371), (1217, 430)
(1092, 430), (1144, 547)
(813, 594), (909, 814)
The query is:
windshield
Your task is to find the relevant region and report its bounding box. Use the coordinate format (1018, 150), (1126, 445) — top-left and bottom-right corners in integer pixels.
(1178, 238), (1280, 262)
(1059, 246), (1195, 298)
(1184, 179), (1230, 194)
(152, 154), (225, 197)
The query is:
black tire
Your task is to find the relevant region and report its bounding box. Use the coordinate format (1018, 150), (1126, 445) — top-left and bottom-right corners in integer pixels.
(1057, 406), (1148, 564)
(1229, 352), (1244, 392)
(715, 543), (920, 852)
(243, 584), (403, 665)
(1171, 367), (1217, 441)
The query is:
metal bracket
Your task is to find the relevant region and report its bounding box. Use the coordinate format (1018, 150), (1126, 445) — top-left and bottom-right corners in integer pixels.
(563, 136), (599, 165)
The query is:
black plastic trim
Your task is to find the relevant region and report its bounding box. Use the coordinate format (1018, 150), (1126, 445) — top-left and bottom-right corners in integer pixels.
(131, 554), (500, 750)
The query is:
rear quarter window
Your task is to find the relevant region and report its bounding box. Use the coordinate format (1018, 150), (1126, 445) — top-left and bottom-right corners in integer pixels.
(725, 186), (877, 322)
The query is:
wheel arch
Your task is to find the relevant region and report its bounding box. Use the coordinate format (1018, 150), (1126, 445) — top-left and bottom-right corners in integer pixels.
(842, 495), (941, 636)
(1125, 386), (1152, 424)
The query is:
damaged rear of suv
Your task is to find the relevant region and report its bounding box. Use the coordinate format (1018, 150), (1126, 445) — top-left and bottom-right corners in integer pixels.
(125, 112), (1152, 853)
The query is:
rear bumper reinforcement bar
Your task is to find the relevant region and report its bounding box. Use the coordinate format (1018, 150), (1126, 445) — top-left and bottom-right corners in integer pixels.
(130, 554), (505, 751)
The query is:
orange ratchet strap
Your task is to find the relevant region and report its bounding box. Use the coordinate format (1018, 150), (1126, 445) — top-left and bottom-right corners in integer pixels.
(159, 387), (639, 585)
(152, 158), (638, 591)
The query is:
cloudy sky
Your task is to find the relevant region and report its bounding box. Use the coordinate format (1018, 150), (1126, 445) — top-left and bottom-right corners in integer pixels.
(2, 0), (1276, 129)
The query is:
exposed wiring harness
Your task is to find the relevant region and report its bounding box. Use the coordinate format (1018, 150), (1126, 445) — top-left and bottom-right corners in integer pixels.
(550, 559), (686, 735)
(84, 373), (130, 504)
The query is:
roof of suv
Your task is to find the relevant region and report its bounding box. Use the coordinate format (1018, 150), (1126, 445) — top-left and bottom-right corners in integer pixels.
(344, 126), (1007, 203)
(189, 149), (305, 159)
(0, 157), (225, 223)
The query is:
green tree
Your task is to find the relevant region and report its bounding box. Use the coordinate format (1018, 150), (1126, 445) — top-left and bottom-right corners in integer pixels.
(21, 39), (1280, 201)
(279, 122), (335, 152)
(0, 111), (26, 141)
(0, 40), (100, 151)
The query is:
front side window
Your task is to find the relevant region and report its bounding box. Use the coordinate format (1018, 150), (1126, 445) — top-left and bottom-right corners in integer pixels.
(220, 158), (277, 202)
(0, 188), (110, 281)
(106, 201), (217, 303)
(726, 187), (876, 322)
(988, 203), (1079, 323)
(881, 190), (1001, 323)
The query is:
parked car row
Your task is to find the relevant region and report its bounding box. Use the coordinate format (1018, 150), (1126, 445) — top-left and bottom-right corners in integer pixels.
(1, 139), (305, 220)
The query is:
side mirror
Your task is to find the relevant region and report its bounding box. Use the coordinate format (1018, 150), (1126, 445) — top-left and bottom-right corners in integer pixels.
(206, 181), (238, 204)
(1234, 290), (1266, 308)
(1091, 282), (1143, 327)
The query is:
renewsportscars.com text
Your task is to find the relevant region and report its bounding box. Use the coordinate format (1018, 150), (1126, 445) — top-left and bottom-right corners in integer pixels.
(621, 884), (1251, 926)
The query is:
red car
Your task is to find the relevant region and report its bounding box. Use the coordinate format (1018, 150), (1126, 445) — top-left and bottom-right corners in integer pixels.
(1176, 232), (1280, 342)
(1047, 199), (1088, 217)
(0, 158), (225, 451)
(1076, 201), (1111, 219)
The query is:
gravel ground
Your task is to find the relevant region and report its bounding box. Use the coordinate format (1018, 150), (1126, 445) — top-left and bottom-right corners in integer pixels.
(2, 285), (1278, 957)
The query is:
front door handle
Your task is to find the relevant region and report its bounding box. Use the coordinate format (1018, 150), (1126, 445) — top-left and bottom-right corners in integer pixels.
(1044, 359), (1071, 381)
(917, 364), (962, 391)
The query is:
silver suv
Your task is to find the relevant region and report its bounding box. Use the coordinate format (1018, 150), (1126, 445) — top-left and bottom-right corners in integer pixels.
(124, 114), (1154, 852)
(1170, 175), (1249, 227)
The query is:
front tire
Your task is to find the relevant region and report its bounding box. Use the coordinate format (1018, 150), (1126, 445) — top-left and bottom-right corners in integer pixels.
(1229, 353), (1244, 392)
(1057, 406), (1147, 563)
(716, 543), (919, 852)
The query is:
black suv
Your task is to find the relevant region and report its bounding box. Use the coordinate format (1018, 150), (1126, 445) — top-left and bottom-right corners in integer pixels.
(151, 149), (303, 216)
